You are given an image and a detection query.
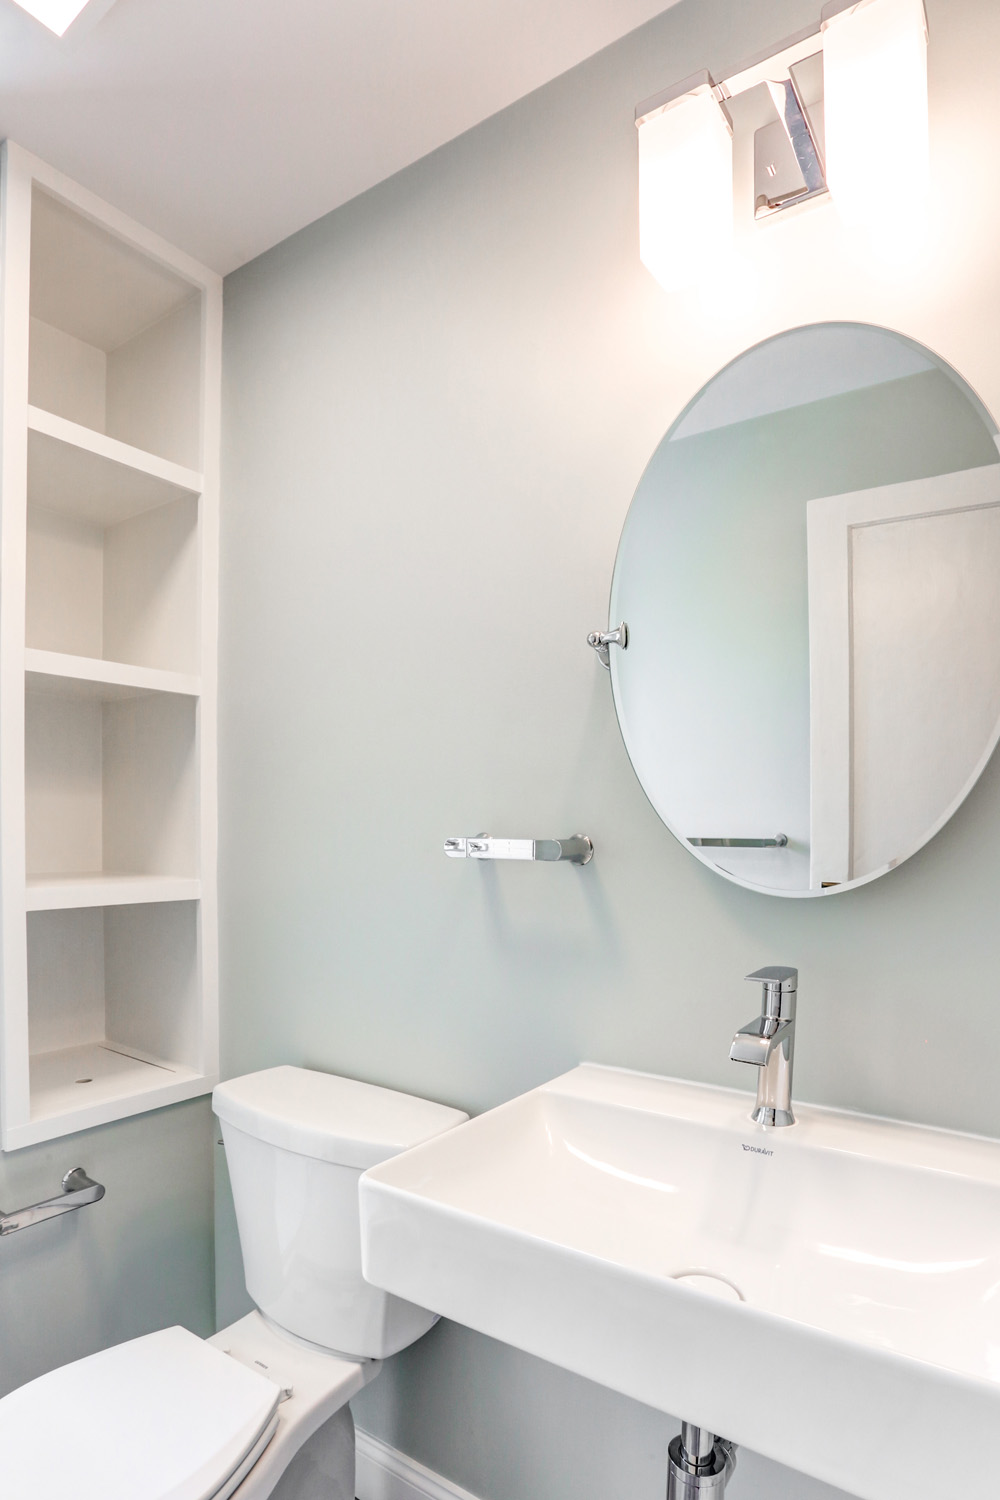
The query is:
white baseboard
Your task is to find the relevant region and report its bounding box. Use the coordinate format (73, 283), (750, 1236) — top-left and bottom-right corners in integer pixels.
(355, 1430), (483, 1500)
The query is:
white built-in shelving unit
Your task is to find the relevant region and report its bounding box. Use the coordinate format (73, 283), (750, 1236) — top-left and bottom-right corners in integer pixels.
(0, 142), (221, 1148)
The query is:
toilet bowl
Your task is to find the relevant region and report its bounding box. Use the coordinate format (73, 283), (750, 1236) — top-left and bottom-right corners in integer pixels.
(0, 1066), (468, 1500)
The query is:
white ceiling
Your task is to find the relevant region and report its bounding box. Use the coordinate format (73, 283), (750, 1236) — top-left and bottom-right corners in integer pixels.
(0, 0), (680, 274)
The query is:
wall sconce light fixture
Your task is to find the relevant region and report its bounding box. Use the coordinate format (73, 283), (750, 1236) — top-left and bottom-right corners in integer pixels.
(636, 0), (929, 291)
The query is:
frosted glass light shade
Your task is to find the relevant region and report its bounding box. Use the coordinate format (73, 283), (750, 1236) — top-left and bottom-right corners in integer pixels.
(822, 0), (929, 253)
(637, 88), (733, 292)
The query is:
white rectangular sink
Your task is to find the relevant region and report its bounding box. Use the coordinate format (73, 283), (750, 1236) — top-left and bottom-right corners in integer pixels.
(359, 1064), (1000, 1500)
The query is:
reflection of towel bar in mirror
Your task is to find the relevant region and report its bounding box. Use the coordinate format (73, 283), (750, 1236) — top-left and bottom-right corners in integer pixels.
(444, 836), (594, 864)
(688, 835), (788, 848)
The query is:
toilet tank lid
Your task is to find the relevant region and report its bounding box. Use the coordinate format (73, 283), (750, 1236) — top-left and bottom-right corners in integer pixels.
(213, 1065), (468, 1167)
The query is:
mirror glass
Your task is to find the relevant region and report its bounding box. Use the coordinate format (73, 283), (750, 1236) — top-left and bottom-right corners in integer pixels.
(610, 323), (1000, 895)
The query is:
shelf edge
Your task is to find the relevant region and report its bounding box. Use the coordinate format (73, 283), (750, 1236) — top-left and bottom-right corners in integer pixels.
(25, 648), (201, 698)
(25, 876), (202, 911)
(27, 404), (204, 494)
(3, 1070), (217, 1150)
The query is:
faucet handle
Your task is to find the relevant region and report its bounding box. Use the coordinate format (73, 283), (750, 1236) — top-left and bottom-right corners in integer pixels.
(745, 966), (797, 989)
(745, 966), (797, 1019)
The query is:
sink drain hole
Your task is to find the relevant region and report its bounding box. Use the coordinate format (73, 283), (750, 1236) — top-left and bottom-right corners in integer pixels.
(670, 1270), (745, 1303)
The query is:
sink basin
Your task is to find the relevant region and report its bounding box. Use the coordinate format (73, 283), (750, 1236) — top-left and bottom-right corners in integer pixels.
(360, 1064), (1000, 1500)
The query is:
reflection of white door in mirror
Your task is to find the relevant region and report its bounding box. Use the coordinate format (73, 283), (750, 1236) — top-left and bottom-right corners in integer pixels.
(807, 464), (1000, 888)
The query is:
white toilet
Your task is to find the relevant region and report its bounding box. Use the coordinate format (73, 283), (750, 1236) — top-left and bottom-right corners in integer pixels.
(0, 1065), (468, 1500)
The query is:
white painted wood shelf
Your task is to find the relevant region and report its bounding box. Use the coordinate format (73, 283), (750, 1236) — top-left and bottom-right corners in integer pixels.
(21, 1040), (203, 1149)
(26, 873), (202, 912)
(27, 405), (203, 525)
(0, 142), (221, 1148)
(26, 647), (201, 700)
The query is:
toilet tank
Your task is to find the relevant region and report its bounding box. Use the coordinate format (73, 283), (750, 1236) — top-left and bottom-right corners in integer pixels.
(214, 1066), (468, 1360)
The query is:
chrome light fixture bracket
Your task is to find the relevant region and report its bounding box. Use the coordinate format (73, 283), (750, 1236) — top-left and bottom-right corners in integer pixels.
(754, 74), (826, 218)
(636, 37), (831, 228)
(717, 31), (830, 221)
(634, 70), (733, 134)
(637, 0), (914, 235)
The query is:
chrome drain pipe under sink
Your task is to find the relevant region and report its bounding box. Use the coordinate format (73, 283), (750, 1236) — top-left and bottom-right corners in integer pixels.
(666, 1423), (737, 1500)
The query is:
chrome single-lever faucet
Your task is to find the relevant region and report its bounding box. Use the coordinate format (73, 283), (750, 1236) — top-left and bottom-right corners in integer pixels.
(730, 966), (798, 1127)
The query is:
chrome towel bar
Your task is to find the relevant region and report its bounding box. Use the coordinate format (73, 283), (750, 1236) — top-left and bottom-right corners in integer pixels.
(0, 1167), (105, 1236)
(445, 835), (593, 864)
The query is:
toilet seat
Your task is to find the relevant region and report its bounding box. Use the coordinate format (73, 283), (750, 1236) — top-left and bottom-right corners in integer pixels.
(0, 1325), (282, 1500)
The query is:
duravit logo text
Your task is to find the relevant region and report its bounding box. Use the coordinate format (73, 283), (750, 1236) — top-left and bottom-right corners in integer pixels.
(742, 1143), (773, 1157)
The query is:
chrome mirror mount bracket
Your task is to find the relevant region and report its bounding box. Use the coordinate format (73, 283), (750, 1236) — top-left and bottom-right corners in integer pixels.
(587, 622), (628, 669)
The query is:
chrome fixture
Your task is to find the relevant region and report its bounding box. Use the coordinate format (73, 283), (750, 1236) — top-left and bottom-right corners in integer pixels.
(587, 622), (628, 669)
(756, 76), (825, 217)
(689, 834), (787, 848)
(445, 835), (593, 864)
(636, 36), (831, 237)
(0, 1167), (105, 1236)
(636, 0), (929, 291)
(667, 1423), (737, 1500)
(730, 966), (798, 1127)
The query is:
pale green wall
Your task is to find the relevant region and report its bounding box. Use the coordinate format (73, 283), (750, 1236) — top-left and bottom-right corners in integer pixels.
(218, 1), (1000, 1497)
(0, 1097), (215, 1398)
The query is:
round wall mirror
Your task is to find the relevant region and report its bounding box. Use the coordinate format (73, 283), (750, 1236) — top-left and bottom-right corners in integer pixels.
(609, 322), (1000, 895)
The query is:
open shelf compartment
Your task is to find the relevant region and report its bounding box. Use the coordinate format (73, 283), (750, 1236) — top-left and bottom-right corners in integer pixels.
(22, 901), (205, 1143)
(25, 679), (199, 887)
(26, 417), (201, 675)
(28, 185), (204, 470)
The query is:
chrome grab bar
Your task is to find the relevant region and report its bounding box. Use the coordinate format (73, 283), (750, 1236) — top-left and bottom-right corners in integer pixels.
(0, 1167), (105, 1236)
